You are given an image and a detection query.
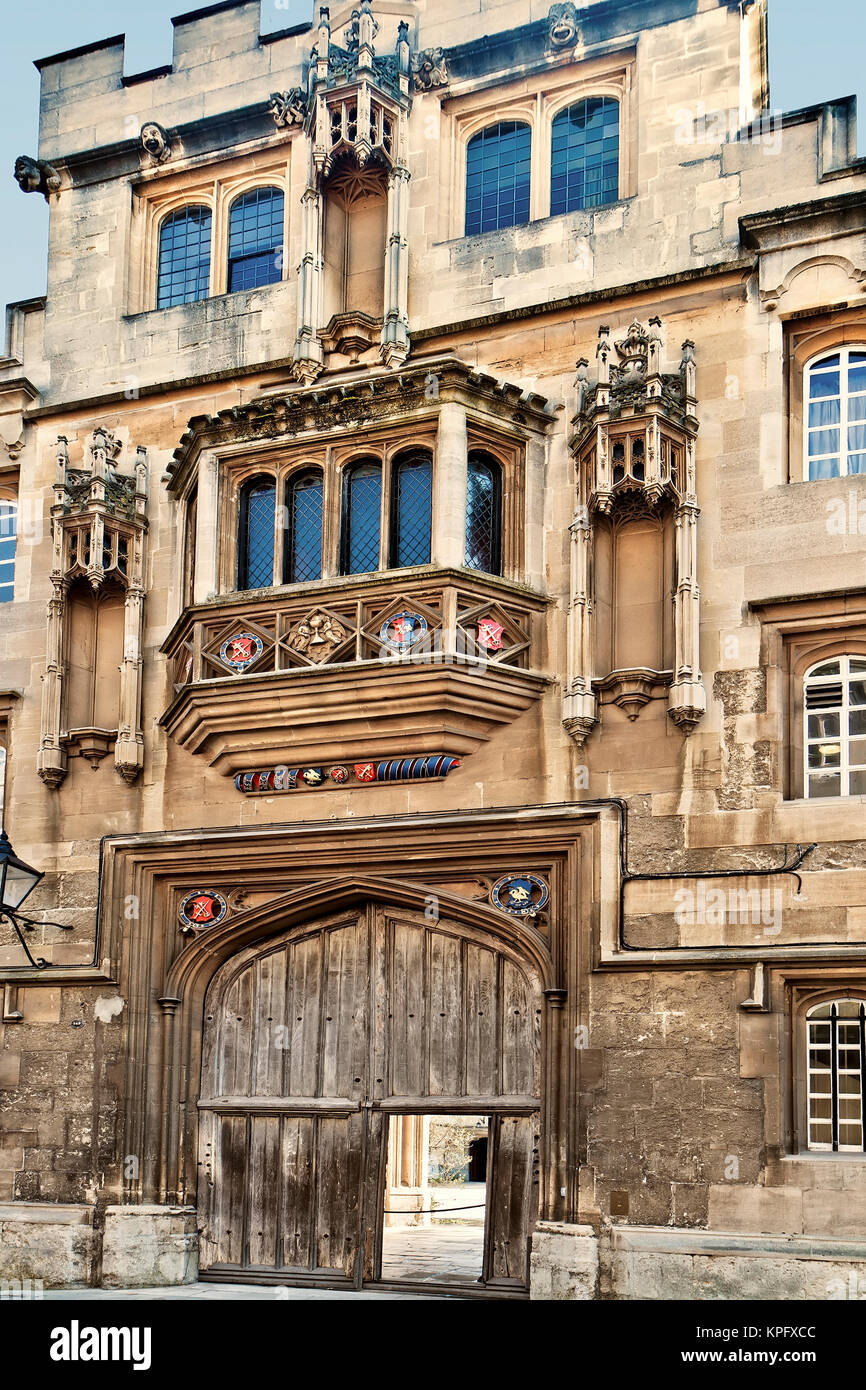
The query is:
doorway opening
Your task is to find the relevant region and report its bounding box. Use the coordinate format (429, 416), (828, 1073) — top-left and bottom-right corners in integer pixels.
(380, 1114), (488, 1285)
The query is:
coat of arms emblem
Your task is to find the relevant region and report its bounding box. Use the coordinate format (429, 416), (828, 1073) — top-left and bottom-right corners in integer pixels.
(220, 632), (264, 672)
(380, 612), (428, 651)
(490, 874), (550, 918)
(178, 889), (229, 932)
(477, 619), (505, 651)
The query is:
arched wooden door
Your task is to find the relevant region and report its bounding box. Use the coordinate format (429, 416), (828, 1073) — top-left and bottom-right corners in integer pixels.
(197, 901), (543, 1291)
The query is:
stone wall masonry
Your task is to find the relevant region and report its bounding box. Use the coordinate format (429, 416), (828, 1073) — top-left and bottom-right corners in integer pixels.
(0, 1203), (94, 1287)
(531, 1223), (866, 1300)
(24, 1), (858, 408)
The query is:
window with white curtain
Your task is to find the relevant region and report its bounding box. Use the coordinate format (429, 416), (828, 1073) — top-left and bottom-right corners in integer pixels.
(804, 347), (866, 480)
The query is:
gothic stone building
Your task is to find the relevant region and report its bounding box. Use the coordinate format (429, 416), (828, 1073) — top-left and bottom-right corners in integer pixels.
(0, 0), (865, 1299)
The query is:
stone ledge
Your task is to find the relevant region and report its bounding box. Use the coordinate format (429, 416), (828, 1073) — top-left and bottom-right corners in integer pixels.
(609, 1224), (866, 1262)
(0, 1202), (92, 1226)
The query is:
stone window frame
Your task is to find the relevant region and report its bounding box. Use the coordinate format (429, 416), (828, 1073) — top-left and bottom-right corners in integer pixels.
(0, 469), (19, 606)
(751, 592), (866, 801)
(214, 425), (524, 596)
(131, 156), (292, 314)
(441, 51), (635, 243)
(784, 308), (866, 483)
(788, 978), (866, 1158)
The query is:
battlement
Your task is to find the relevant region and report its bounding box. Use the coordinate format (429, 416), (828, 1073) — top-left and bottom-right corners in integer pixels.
(33, 0), (759, 166)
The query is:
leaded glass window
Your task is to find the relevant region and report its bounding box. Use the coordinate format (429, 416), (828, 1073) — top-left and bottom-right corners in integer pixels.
(807, 1000), (866, 1152)
(227, 187), (285, 292)
(391, 452), (432, 569)
(804, 656), (866, 798)
(157, 206), (212, 308)
(341, 462), (382, 576)
(285, 471), (324, 584)
(465, 453), (502, 575)
(465, 122), (531, 236)
(0, 501), (16, 604)
(551, 98), (620, 215)
(238, 477), (276, 590)
(805, 348), (866, 479)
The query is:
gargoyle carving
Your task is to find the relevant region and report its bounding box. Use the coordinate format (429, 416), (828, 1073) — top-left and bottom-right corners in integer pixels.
(548, 2), (580, 50)
(13, 156), (61, 199)
(140, 122), (172, 163)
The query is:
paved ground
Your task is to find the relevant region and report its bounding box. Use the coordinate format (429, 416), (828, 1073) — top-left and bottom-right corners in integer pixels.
(40, 1229), (484, 1299)
(43, 1284), (457, 1301)
(381, 1225), (484, 1282)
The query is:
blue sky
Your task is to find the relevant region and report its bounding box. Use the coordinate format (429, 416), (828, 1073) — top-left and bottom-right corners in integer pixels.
(1, 0), (864, 323)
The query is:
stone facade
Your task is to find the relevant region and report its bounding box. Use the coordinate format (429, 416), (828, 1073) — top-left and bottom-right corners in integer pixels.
(0, 0), (865, 1296)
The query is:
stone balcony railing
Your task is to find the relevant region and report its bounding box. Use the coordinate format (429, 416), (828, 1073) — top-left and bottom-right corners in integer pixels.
(160, 568), (552, 775)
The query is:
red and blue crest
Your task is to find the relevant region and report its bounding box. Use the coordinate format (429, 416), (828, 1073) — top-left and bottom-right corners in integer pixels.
(220, 632), (263, 672)
(380, 612), (428, 651)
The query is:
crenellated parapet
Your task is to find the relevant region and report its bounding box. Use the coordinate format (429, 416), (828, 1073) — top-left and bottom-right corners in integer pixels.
(565, 318), (705, 745)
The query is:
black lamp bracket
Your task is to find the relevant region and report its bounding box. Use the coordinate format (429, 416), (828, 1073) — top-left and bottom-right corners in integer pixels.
(0, 910), (73, 971)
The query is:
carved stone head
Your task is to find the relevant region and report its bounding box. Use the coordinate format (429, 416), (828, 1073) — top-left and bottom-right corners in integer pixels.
(548, 2), (580, 49)
(14, 156), (42, 192)
(140, 122), (171, 163)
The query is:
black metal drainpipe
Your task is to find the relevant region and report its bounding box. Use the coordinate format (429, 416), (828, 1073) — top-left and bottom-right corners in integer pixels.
(575, 796), (817, 953)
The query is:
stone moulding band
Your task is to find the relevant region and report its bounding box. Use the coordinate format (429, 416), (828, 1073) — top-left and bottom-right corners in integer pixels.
(235, 754), (462, 794)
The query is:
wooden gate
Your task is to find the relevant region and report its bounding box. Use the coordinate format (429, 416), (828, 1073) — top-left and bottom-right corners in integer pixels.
(197, 903), (542, 1290)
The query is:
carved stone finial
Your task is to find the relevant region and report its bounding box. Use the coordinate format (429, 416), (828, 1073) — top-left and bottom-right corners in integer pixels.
(13, 155), (60, 199)
(411, 48), (449, 92)
(140, 122), (171, 164)
(269, 89), (308, 128)
(547, 2), (580, 50)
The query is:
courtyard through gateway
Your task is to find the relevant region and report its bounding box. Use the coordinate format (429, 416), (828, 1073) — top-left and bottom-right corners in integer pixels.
(380, 1114), (488, 1285)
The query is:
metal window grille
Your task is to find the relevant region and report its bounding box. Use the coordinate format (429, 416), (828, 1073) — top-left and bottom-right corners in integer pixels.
(286, 472), (324, 583)
(157, 207), (212, 308)
(391, 454), (432, 569)
(341, 462), (382, 576)
(0, 501), (16, 604)
(804, 656), (866, 799)
(551, 97), (620, 216)
(807, 1001), (866, 1152)
(227, 188), (285, 292)
(806, 347), (866, 480)
(465, 121), (532, 236)
(464, 454), (502, 575)
(238, 479), (276, 590)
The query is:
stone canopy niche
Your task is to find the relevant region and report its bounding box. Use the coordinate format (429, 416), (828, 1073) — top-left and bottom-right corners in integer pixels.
(278, 3), (448, 382)
(564, 317), (706, 746)
(37, 429), (148, 787)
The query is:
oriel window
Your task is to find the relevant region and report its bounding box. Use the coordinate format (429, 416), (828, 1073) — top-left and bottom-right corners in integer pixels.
(465, 452), (502, 575)
(237, 476), (277, 590)
(157, 206), (212, 308)
(390, 451), (433, 569)
(285, 471), (324, 584)
(227, 188), (285, 292)
(341, 461), (382, 576)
